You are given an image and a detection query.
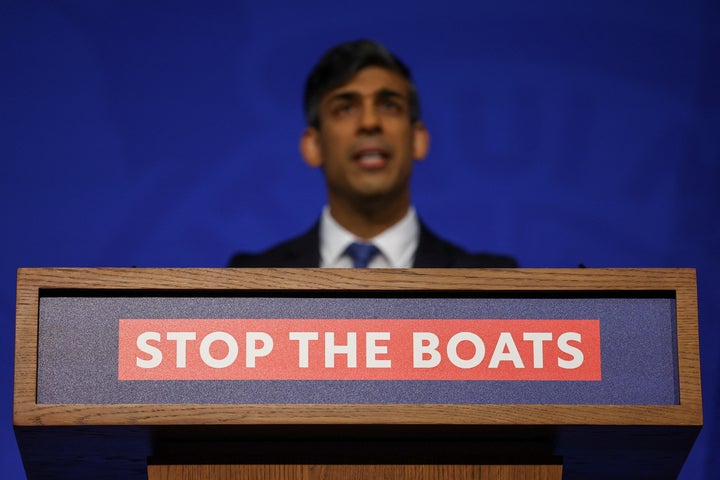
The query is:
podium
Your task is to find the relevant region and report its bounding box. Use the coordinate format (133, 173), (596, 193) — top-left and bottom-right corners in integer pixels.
(14, 268), (702, 479)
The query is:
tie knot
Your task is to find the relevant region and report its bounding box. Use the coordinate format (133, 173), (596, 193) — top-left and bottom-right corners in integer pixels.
(346, 242), (380, 268)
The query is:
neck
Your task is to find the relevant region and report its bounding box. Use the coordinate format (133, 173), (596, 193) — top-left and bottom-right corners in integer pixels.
(328, 194), (410, 240)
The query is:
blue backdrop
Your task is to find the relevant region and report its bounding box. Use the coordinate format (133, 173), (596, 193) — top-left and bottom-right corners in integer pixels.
(2, 1), (718, 478)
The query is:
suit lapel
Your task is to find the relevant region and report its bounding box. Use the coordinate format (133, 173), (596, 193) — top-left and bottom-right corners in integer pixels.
(412, 224), (455, 267)
(281, 223), (321, 267)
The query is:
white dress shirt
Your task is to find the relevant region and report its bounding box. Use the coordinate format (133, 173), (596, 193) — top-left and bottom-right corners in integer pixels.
(319, 206), (420, 268)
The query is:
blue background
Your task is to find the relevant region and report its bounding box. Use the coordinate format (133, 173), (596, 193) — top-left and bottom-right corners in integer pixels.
(2, 1), (718, 478)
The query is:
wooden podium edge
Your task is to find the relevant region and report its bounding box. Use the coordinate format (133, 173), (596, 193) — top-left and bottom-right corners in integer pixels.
(14, 267), (702, 428)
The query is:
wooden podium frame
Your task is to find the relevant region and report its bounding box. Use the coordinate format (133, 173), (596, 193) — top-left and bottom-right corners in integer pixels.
(14, 268), (702, 479)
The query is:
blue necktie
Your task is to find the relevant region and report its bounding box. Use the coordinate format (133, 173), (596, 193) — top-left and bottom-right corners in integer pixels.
(346, 242), (380, 268)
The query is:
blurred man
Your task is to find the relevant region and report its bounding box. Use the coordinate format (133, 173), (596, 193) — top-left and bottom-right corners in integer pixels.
(229, 40), (515, 268)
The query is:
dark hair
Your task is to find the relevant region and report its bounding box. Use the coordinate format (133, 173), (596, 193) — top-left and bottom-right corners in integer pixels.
(303, 39), (421, 128)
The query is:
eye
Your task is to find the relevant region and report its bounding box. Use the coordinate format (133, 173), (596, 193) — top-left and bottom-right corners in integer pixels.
(378, 99), (404, 114)
(331, 102), (356, 117)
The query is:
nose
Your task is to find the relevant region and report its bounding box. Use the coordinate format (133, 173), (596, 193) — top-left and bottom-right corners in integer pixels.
(358, 103), (381, 133)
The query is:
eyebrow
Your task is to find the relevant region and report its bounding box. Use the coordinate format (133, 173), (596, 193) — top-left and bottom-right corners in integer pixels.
(326, 88), (407, 104)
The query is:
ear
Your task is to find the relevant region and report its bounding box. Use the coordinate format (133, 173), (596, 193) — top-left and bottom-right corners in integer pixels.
(300, 127), (323, 167)
(412, 121), (430, 161)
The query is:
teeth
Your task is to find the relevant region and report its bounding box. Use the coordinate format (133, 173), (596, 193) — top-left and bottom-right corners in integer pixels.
(357, 153), (385, 166)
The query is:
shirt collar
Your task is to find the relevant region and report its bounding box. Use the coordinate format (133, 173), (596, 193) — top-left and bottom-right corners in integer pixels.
(319, 206), (419, 268)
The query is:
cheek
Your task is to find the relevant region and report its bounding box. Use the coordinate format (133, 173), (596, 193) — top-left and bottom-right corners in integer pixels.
(319, 128), (351, 157)
(388, 122), (414, 144)
(395, 131), (417, 159)
(319, 141), (345, 167)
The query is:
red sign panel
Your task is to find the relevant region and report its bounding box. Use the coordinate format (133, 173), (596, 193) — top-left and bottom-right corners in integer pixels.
(118, 319), (601, 381)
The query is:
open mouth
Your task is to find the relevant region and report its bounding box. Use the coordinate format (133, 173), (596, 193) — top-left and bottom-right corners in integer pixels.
(353, 149), (389, 168)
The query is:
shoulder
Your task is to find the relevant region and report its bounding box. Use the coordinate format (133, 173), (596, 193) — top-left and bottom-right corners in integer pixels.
(415, 223), (518, 268)
(227, 224), (320, 268)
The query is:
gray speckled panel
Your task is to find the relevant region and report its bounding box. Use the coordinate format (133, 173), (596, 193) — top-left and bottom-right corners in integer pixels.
(36, 296), (677, 405)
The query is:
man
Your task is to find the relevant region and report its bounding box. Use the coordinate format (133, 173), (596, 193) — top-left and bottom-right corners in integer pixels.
(229, 40), (516, 268)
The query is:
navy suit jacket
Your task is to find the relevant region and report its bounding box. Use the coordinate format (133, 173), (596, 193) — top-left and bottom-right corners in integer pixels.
(228, 222), (517, 268)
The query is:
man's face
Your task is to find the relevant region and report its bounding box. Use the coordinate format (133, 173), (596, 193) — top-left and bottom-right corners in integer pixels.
(301, 67), (429, 207)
